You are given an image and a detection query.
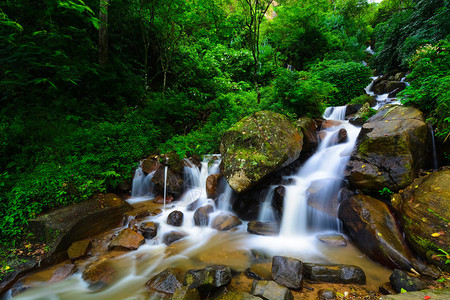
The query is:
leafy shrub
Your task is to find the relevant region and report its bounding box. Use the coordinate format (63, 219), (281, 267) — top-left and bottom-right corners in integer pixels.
(311, 60), (371, 106)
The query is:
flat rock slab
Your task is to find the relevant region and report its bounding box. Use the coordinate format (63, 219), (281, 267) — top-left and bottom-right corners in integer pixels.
(316, 234), (347, 247)
(49, 264), (78, 283)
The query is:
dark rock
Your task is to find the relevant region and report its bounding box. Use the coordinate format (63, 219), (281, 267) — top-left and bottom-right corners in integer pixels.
(67, 239), (92, 260)
(316, 234), (347, 247)
(327, 128), (348, 146)
(339, 194), (421, 271)
(49, 264), (78, 283)
(141, 155), (160, 174)
(247, 221), (279, 236)
(271, 256), (304, 290)
(349, 102), (372, 126)
(296, 117), (319, 155)
(163, 231), (188, 245)
(139, 222), (158, 239)
(388, 88), (402, 98)
(220, 111), (303, 193)
(172, 286), (200, 300)
(250, 280), (294, 300)
(318, 289), (336, 300)
(346, 104), (363, 116)
(108, 228), (145, 250)
(346, 105), (429, 193)
(185, 265), (232, 292)
(385, 81), (406, 94)
(273, 186), (285, 214)
(391, 170), (450, 272)
(206, 174), (222, 199)
(303, 263), (366, 284)
(145, 268), (183, 295)
(379, 282), (397, 295)
(373, 80), (387, 94)
(167, 210), (184, 226)
(186, 199), (201, 211)
(211, 213), (242, 231)
(389, 269), (429, 292)
(193, 204), (214, 226)
(152, 164), (184, 197)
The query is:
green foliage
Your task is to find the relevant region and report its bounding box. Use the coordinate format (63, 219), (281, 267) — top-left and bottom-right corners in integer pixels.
(311, 60), (372, 106)
(349, 94), (374, 105)
(400, 39), (450, 140)
(378, 187), (393, 199)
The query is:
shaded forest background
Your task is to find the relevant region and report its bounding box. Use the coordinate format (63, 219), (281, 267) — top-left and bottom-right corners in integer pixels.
(0, 0), (449, 244)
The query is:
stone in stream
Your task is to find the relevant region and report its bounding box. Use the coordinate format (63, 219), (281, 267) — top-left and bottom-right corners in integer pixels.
(339, 194), (438, 276)
(271, 256), (304, 290)
(318, 289), (337, 300)
(67, 239), (92, 260)
(206, 173), (222, 199)
(193, 204), (214, 226)
(172, 286), (200, 300)
(316, 234), (347, 247)
(167, 210), (184, 226)
(108, 228), (145, 250)
(250, 280), (294, 300)
(303, 263), (366, 284)
(163, 231), (188, 245)
(346, 105), (429, 193)
(186, 199), (201, 211)
(82, 258), (116, 289)
(389, 269), (429, 292)
(247, 221), (279, 236)
(391, 169), (450, 273)
(185, 265), (232, 292)
(139, 221), (158, 239)
(247, 261), (272, 280)
(220, 111), (303, 193)
(211, 213), (242, 231)
(327, 128), (348, 146)
(145, 268), (184, 295)
(49, 264), (78, 283)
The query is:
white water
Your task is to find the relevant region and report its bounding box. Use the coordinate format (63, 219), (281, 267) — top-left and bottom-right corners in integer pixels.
(280, 106), (361, 236)
(257, 186), (276, 222)
(131, 167), (155, 198)
(365, 76), (402, 110)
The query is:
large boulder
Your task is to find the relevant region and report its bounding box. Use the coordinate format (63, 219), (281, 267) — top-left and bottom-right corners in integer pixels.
(339, 194), (434, 275)
(220, 111), (303, 193)
(391, 169), (450, 271)
(346, 105), (429, 193)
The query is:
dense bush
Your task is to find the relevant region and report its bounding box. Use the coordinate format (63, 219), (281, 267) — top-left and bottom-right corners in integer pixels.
(311, 60), (372, 106)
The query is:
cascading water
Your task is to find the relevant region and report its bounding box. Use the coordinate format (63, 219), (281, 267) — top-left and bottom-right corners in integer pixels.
(280, 106), (361, 236)
(131, 167), (155, 198)
(257, 186), (276, 222)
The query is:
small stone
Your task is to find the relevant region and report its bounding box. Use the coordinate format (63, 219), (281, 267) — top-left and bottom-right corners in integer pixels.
(82, 259), (116, 289)
(139, 222), (158, 239)
(247, 221), (279, 236)
(303, 263), (366, 284)
(211, 213), (242, 231)
(316, 234), (347, 247)
(185, 265), (231, 292)
(193, 204), (214, 226)
(318, 289), (336, 300)
(108, 228), (145, 250)
(167, 210), (184, 226)
(163, 231), (188, 245)
(67, 239), (92, 260)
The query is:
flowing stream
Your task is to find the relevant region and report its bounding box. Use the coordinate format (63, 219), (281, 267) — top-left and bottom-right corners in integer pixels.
(8, 106), (392, 300)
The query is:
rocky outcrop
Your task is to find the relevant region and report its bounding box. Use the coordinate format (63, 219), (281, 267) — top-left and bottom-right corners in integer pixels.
(349, 102), (372, 126)
(220, 111), (303, 193)
(391, 169), (450, 271)
(339, 194), (435, 275)
(346, 105), (428, 193)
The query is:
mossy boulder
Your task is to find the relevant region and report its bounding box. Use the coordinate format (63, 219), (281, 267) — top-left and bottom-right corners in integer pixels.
(391, 169), (450, 271)
(220, 111), (303, 193)
(346, 105), (428, 193)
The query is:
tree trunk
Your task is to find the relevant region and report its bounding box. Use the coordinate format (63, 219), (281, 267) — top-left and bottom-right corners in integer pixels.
(99, 0), (110, 65)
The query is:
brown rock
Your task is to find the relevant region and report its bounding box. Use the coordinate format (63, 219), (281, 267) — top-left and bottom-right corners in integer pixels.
(49, 264), (78, 283)
(153, 194), (174, 204)
(206, 173), (222, 199)
(82, 258), (116, 288)
(67, 239), (92, 260)
(141, 156), (160, 174)
(163, 231), (188, 245)
(322, 120), (343, 129)
(139, 222), (158, 239)
(211, 213), (242, 231)
(167, 210), (184, 226)
(145, 268), (183, 295)
(316, 234), (347, 247)
(108, 228), (145, 250)
(247, 221), (279, 236)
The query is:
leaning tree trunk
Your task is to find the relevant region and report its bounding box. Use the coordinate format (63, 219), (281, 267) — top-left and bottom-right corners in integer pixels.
(99, 0), (110, 65)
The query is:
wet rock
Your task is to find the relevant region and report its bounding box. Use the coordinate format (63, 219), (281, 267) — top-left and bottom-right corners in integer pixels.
(108, 228), (145, 250)
(307, 179), (343, 218)
(346, 105), (428, 193)
(316, 234), (347, 247)
(373, 80), (388, 94)
(303, 263), (366, 284)
(186, 199), (201, 211)
(82, 258), (116, 289)
(379, 282), (397, 295)
(127, 219), (139, 231)
(250, 280), (294, 300)
(211, 213), (242, 231)
(139, 221), (158, 239)
(339, 194), (420, 271)
(49, 264), (78, 283)
(273, 186), (285, 214)
(388, 88), (402, 98)
(346, 104), (363, 116)
(141, 155), (160, 174)
(185, 265), (232, 292)
(215, 291), (261, 300)
(327, 128), (348, 146)
(167, 210), (184, 226)
(145, 268), (183, 295)
(153, 194), (174, 204)
(67, 239), (92, 260)
(318, 289), (336, 300)
(391, 170), (450, 272)
(206, 174), (222, 199)
(152, 164), (184, 197)
(349, 102), (372, 126)
(220, 111), (303, 193)
(193, 204), (214, 226)
(247, 221), (279, 236)
(385, 81), (406, 94)
(296, 117), (319, 154)
(163, 231), (188, 245)
(271, 256), (304, 290)
(389, 269), (429, 292)
(172, 286), (200, 300)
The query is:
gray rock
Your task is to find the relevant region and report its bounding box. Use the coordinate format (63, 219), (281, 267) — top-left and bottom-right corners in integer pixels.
(316, 234), (347, 247)
(185, 265), (231, 292)
(271, 256), (304, 290)
(163, 231), (188, 245)
(303, 263), (366, 284)
(389, 269), (429, 293)
(250, 280), (294, 300)
(318, 289), (336, 300)
(145, 268), (183, 295)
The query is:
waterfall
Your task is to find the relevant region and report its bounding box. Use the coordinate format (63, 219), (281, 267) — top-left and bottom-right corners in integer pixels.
(323, 105), (347, 120)
(279, 106), (361, 236)
(258, 186), (276, 222)
(131, 167), (155, 197)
